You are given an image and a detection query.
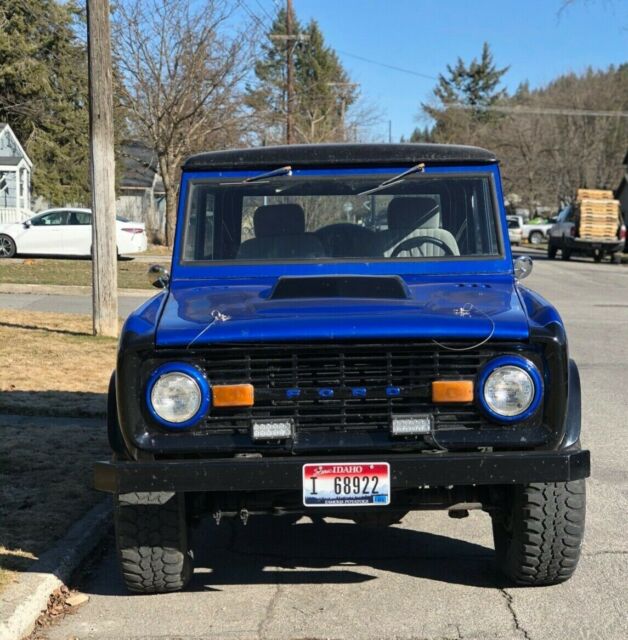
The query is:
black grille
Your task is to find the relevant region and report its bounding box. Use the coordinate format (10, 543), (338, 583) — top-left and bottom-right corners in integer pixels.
(195, 342), (499, 436)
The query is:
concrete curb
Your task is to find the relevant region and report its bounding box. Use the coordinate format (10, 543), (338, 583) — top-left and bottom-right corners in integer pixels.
(0, 283), (151, 297)
(0, 499), (112, 640)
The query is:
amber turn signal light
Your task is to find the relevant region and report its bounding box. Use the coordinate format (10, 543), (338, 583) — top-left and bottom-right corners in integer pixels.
(212, 384), (255, 407)
(432, 380), (474, 403)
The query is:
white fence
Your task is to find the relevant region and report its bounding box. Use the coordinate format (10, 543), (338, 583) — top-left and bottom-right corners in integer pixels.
(0, 208), (32, 224)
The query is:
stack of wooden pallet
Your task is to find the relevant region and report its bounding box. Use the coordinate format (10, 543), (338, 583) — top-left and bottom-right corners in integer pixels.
(576, 189), (620, 241)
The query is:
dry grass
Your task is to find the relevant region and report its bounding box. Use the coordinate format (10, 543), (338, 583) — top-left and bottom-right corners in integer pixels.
(146, 243), (173, 256)
(0, 258), (152, 289)
(0, 419), (109, 587)
(0, 310), (117, 416)
(0, 310), (114, 587)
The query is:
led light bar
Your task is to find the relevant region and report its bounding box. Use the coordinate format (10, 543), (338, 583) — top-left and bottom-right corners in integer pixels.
(391, 414), (433, 436)
(252, 419), (293, 440)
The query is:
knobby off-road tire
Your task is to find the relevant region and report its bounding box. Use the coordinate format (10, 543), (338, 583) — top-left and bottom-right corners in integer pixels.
(492, 480), (585, 586)
(114, 493), (194, 594)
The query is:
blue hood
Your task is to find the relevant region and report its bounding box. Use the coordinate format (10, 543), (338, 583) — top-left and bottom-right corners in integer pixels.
(155, 275), (529, 347)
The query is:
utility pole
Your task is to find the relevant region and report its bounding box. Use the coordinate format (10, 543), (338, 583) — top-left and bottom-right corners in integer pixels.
(326, 82), (359, 141)
(87, 0), (118, 337)
(286, 0), (294, 144)
(270, 1), (309, 145)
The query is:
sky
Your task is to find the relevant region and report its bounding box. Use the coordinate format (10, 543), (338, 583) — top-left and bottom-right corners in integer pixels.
(250, 0), (628, 141)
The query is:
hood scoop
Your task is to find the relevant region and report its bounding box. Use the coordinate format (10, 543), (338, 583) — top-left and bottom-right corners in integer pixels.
(269, 275), (410, 300)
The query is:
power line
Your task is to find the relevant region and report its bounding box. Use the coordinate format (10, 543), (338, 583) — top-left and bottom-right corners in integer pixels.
(252, 0), (275, 24)
(336, 49), (439, 81)
(447, 103), (628, 118)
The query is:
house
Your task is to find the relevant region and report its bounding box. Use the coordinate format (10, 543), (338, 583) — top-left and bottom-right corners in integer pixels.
(0, 123), (32, 223)
(116, 142), (166, 243)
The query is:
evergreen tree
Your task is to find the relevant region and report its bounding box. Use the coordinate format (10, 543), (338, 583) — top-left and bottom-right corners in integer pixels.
(426, 42), (509, 115)
(0, 1), (90, 204)
(418, 42), (508, 143)
(247, 6), (357, 144)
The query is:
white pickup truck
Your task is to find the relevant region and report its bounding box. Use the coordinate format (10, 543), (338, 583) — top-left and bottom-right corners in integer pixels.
(507, 215), (554, 245)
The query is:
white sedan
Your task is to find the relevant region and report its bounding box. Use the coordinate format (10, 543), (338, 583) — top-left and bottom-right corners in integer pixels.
(0, 208), (147, 258)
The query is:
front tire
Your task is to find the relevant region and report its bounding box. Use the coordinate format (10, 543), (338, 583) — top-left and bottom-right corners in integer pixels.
(114, 493), (194, 594)
(0, 234), (16, 258)
(561, 248), (572, 261)
(547, 242), (557, 259)
(492, 480), (586, 586)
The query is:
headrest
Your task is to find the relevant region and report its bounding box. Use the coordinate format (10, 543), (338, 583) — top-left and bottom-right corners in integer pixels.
(387, 197), (440, 230)
(254, 204), (305, 237)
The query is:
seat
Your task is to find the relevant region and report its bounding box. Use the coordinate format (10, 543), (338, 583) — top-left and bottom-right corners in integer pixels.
(385, 197), (459, 258)
(237, 204), (326, 260)
(315, 223), (380, 257)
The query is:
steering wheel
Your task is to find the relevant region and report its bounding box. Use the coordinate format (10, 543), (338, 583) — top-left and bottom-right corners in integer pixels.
(391, 235), (454, 258)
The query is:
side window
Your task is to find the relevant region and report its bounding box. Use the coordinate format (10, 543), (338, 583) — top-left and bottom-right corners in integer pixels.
(183, 186), (215, 261)
(565, 207), (575, 223)
(68, 211), (92, 225)
(31, 211), (68, 226)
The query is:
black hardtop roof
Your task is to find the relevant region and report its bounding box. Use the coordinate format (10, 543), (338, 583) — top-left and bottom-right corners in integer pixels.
(183, 143), (497, 171)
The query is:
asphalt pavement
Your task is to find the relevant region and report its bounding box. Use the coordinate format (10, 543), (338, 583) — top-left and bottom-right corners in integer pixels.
(25, 255), (628, 639)
(0, 291), (151, 318)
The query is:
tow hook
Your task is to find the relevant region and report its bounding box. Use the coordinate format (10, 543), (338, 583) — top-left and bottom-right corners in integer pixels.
(239, 508), (250, 526)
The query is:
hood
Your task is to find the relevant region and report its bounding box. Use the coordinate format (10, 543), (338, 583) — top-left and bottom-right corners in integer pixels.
(155, 275), (529, 347)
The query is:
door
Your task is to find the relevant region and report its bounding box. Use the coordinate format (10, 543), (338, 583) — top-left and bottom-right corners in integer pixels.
(20, 210), (69, 255)
(64, 210), (92, 255)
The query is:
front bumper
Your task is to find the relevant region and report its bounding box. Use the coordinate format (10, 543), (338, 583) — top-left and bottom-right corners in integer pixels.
(95, 449), (590, 494)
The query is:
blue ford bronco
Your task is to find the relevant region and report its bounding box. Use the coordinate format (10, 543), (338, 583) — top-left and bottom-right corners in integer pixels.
(97, 143), (590, 593)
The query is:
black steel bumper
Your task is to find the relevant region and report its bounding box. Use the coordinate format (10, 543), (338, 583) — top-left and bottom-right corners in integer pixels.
(94, 449), (590, 494)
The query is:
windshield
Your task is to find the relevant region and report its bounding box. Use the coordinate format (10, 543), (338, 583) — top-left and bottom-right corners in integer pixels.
(182, 173), (500, 263)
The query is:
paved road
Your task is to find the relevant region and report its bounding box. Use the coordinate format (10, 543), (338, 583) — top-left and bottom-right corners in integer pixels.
(0, 292), (151, 318)
(43, 256), (627, 640)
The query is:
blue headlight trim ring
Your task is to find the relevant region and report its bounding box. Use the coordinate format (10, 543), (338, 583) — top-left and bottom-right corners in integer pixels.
(145, 362), (211, 429)
(476, 355), (543, 424)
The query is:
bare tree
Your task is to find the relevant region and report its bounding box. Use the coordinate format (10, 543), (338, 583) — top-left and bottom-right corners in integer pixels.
(112, 0), (255, 245)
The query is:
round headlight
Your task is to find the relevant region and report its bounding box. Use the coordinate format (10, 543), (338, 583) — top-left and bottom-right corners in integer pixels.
(483, 365), (535, 418)
(150, 371), (202, 425)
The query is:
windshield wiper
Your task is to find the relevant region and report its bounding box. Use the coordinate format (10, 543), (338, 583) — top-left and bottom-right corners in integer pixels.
(219, 165), (292, 186)
(358, 162), (425, 196)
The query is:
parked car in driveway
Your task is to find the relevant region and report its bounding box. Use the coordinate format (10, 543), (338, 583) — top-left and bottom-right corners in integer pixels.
(0, 208), (147, 258)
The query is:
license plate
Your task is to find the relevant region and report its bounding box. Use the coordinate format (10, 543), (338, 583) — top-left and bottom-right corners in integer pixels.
(302, 462), (391, 507)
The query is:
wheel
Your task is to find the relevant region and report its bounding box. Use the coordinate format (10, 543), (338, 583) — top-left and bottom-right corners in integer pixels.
(492, 480), (586, 586)
(547, 243), (557, 260)
(593, 250), (603, 263)
(610, 253), (621, 265)
(0, 234), (16, 258)
(107, 373), (129, 457)
(114, 492), (193, 594)
(529, 231), (543, 245)
(561, 248), (572, 261)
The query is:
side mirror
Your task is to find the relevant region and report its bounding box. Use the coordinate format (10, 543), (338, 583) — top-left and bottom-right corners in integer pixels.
(23, 220), (31, 229)
(148, 264), (170, 289)
(513, 255), (533, 280)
